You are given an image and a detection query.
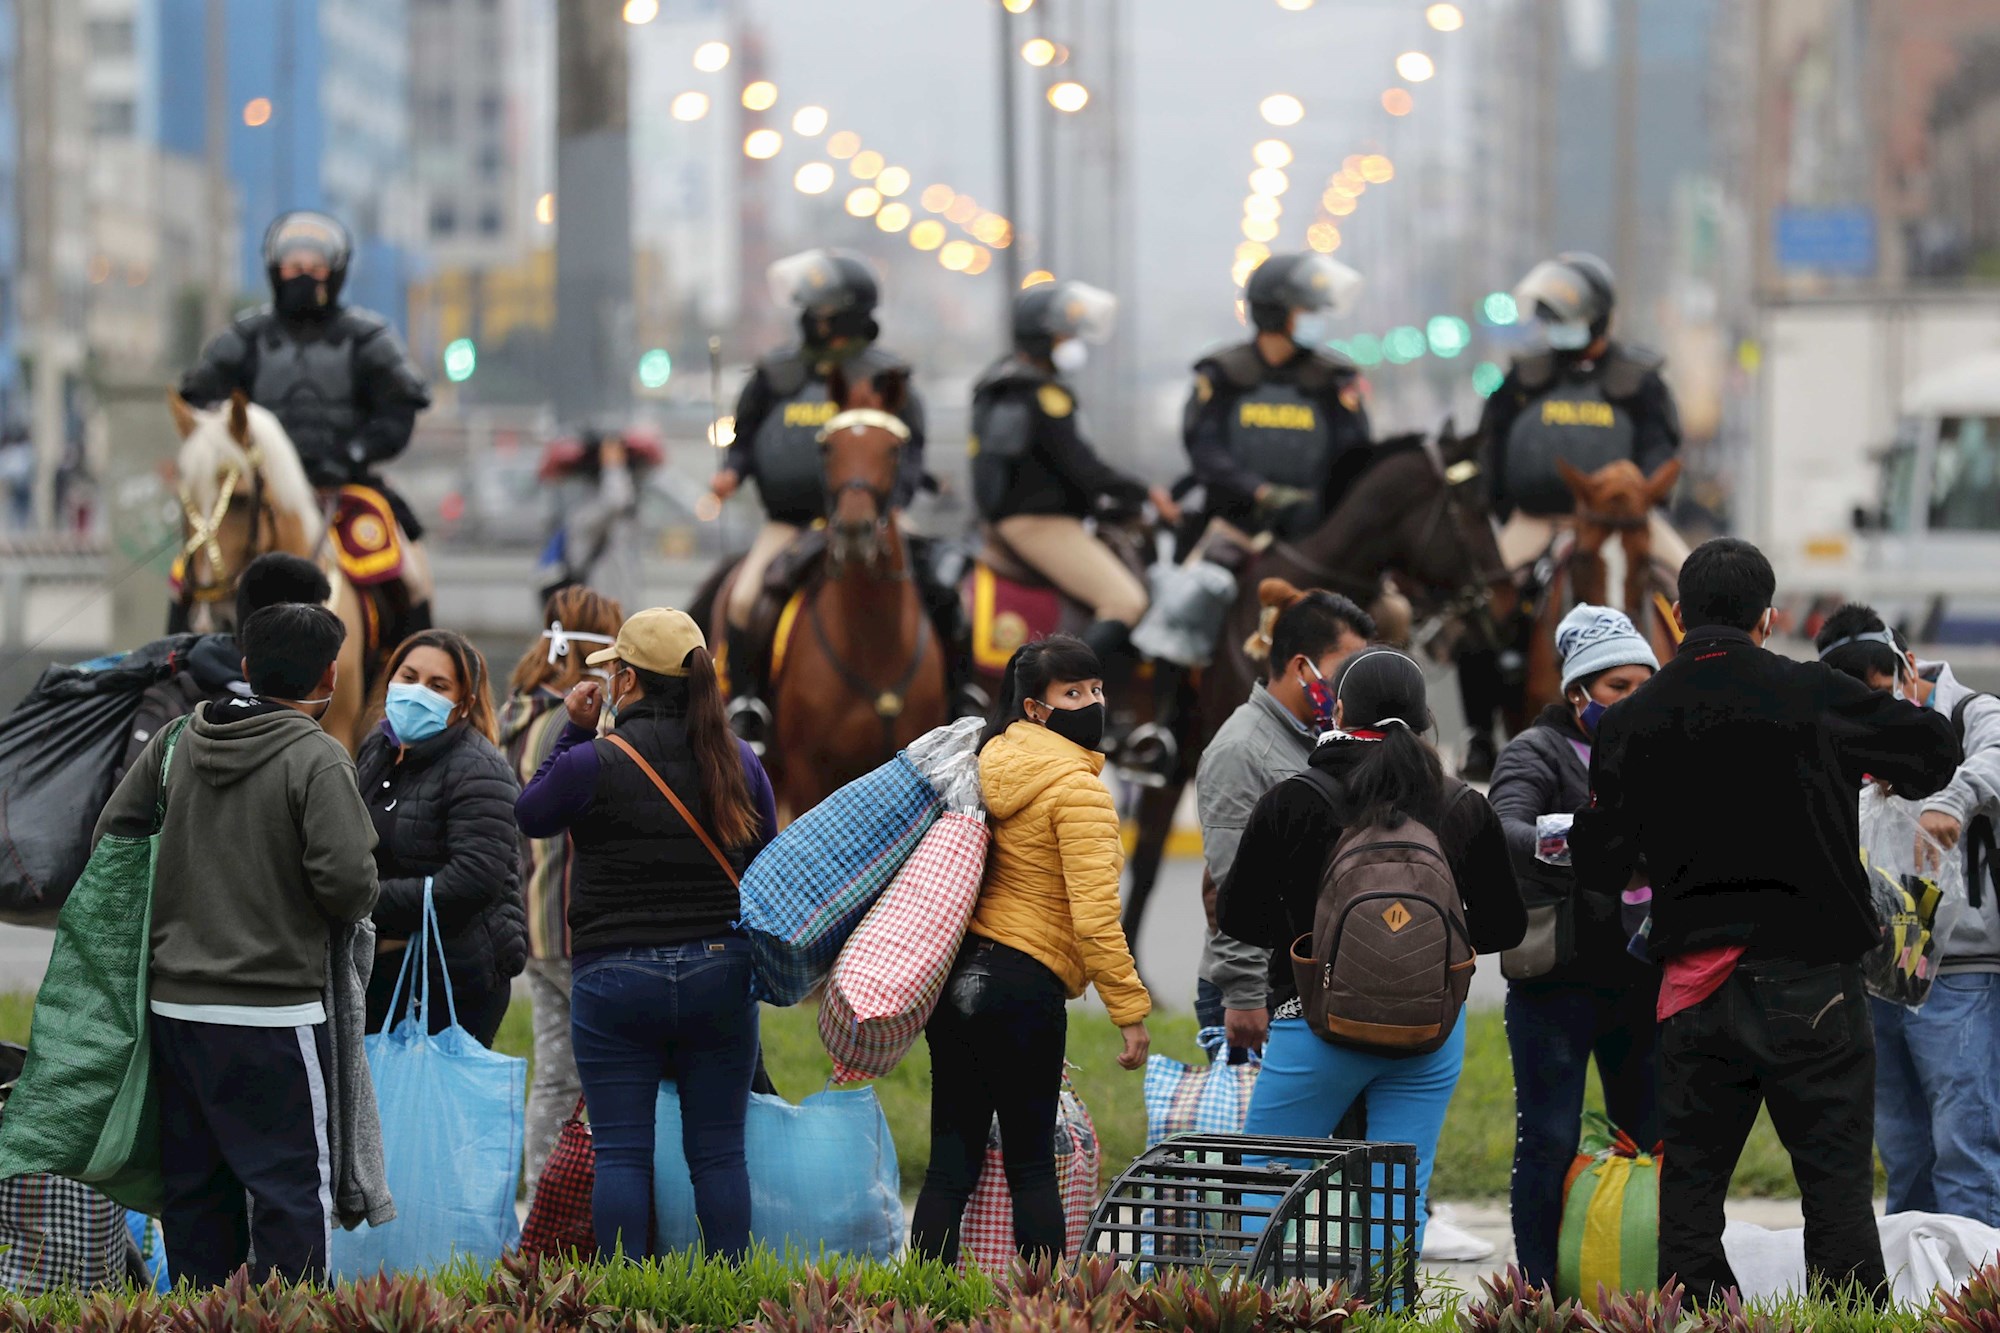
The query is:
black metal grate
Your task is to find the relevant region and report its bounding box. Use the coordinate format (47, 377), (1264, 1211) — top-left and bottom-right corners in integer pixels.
(1081, 1134), (1420, 1304)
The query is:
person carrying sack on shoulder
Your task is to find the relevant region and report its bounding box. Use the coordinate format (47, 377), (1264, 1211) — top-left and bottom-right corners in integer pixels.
(98, 602), (379, 1289)
(1217, 648), (1524, 1251)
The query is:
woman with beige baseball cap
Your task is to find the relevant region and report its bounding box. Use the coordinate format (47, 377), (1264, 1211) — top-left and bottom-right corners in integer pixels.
(516, 607), (779, 1260)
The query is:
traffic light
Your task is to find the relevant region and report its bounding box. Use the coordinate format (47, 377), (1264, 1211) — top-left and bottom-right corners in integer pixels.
(1426, 315), (1471, 358)
(1480, 291), (1518, 326)
(638, 348), (673, 389)
(443, 338), (477, 383)
(1472, 361), (1505, 397)
(1346, 333), (1383, 368)
(1382, 326), (1426, 365)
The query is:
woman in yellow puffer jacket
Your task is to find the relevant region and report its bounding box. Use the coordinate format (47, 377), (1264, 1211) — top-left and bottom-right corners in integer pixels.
(908, 635), (1152, 1264)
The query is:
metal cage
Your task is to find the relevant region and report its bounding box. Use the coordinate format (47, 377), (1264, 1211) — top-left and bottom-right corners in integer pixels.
(1081, 1134), (1420, 1303)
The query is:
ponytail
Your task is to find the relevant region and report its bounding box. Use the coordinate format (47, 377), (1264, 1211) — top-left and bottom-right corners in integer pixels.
(1341, 720), (1445, 830)
(977, 634), (1103, 752)
(645, 648), (758, 848)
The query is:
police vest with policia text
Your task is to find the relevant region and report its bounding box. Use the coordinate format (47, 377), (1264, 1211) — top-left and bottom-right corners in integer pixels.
(1504, 374), (1635, 516)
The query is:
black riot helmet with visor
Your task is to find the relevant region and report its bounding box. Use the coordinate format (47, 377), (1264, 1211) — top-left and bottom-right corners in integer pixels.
(1011, 279), (1117, 372)
(1244, 252), (1363, 335)
(1514, 252), (1616, 353)
(768, 248), (882, 357)
(264, 211), (353, 317)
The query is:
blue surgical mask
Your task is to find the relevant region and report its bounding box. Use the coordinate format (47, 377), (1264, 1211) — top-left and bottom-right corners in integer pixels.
(385, 681), (455, 744)
(1577, 697), (1608, 734)
(1291, 312), (1336, 348)
(1543, 319), (1593, 351)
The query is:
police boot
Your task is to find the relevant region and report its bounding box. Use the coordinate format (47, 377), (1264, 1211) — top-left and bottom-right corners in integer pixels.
(724, 627), (772, 755)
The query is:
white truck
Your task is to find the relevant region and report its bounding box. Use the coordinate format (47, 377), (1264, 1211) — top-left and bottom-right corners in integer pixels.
(1747, 291), (2000, 638)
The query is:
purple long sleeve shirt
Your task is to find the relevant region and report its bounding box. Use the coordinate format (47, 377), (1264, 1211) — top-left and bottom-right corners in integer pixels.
(514, 721), (779, 859)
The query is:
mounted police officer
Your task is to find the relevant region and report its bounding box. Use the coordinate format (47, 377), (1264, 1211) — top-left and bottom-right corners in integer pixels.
(178, 211), (433, 633)
(1456, 251), (1686, 779)
(972, 279), (1179, 691)
(1182, 252), (1371, 542)
(713, 249), (929, 715)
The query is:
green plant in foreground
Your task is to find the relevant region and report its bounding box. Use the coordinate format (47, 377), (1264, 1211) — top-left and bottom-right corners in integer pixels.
(1588, 1279), (1696, 1333)
(1454, 1266), (1589, 1333)
(1934, 1259), (2000, 1333)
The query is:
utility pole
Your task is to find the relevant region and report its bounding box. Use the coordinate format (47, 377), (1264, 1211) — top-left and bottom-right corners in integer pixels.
(205, 0), (231, 327)
(995, 1), (1023, 298)
(1612, 0), (1640, 290)
(553, 0), (634, 425)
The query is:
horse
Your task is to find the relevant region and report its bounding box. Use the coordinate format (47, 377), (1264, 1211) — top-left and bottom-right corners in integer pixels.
(1509, 456), (1684, 729)
(703, 370), (948, 819)
(1119, 430), (1511, 943)
(169, 389), (373, 754)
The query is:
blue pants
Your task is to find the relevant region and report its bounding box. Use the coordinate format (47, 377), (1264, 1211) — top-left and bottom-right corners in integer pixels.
(571, 938), (759, 1260)
(1241, 1014), (1466, 1251)
(1504, 979), (1659, 1289)
(1872, 975), (2000, 1225)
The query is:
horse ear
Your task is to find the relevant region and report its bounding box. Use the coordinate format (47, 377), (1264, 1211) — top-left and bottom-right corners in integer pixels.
(1555, 456), (1593, 500)
(872, 368), (909, 416)
(1644, 457), (1684, 505)
(825, 364), (852, 410)
(227, 390), (251, 447)
(167, 391), (199, 440)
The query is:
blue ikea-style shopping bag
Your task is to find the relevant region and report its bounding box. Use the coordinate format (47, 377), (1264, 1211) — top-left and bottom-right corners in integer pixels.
(651, 1084), (903, 1260)
(331, 889), (525, 1278)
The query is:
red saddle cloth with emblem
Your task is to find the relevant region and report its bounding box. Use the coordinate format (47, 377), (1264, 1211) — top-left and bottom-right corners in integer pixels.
(328, 485), (406, 588)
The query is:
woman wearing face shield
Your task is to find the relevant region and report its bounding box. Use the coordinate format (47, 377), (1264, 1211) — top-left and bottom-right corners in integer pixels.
(968, 281), (1181, 690)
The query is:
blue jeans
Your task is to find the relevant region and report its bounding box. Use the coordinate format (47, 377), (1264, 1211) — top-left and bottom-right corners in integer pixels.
(1872, 975), (2000, 1225)
(570, 938), (759, 1260)
(1504, 979), (1659, 1289)
(1241, 1015), (1466, 1252)
(1195, 976), (1225, 1032)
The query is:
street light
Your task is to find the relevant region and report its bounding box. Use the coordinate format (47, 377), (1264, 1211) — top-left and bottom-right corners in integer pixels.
(845, 187), (883, 218)
(743, 129), (783, 159)
(791, 106), (828, 136)
(1047, 81), (1089, 113)
(535, 193), (554, 225)
(1242, 217), (1279, 243)
(242, 97), (272, 127)
(794, 162), (835, 194)
(692, 40), (730, 71)
(921, 185), (954, 213)
(876, 166), (911, 197)
(1001, 0), (1034, 12)
(1382, 88), (1414, 116)
(1259, 94), (1303, 127)
(1360, 155), (1394, 183)
(1249, 167), (1289, 197)
(939, 241), (977, 271)
(827, 131), (861, 160)
(621, 0), (659, 23)
(1021, 270), (1054, 288)
(850, 150), (885, 180)
(670, 92), (710, 122)
(1244, 195), (1281, 223)
(1306, 222), (1341, 253)
(1021, 38), (1056, 67)
(909, 220), (947, 251)
(1395, 51), (1436, 82)
(741, 81), (778, 111)
(1426, 3), (1465, 31)
(1253, 139), (1293, 169)
(876, 203), (913, 232)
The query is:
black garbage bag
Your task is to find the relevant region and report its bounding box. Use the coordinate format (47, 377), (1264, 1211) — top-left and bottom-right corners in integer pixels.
(0, 636), (198, 925)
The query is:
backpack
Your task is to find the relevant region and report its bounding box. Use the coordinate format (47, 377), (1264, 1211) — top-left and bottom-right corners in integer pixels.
(1290, 771), (1476, 1055)
(1950, 692), (2000, 911)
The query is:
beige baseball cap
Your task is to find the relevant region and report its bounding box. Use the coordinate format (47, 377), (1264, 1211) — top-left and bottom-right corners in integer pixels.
(584, 607), (707, 677)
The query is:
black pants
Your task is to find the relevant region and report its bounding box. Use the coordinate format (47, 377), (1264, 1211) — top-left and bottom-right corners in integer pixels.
(909, 938), (1069, 1263)
(151, 1015), (334, 1290)
(364, 948), (512, 1048)
(1658, 960), (1884, 1306)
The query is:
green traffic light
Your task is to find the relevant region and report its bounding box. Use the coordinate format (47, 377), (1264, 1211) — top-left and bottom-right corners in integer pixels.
(1347, 333), (1383, 367)
(1472, 361), (1505, 397)
(1481, 291), (1518, 326)
(443, 337), (477, 383)
(1383, 326), (1426, 364)
(638, 348), (673, 389)
(1426, 315), (1471, 358)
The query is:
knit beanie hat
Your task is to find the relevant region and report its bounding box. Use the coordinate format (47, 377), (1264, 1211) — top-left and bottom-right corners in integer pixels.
(1557, 604), (1659, 697)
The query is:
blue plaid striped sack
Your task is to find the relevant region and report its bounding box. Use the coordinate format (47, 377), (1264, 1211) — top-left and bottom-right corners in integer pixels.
(1142, 1027), (1261, 1145)
(739, 753), (941, 1004)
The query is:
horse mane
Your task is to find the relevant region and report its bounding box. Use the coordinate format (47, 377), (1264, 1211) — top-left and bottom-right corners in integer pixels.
(178, 400), (322, 536)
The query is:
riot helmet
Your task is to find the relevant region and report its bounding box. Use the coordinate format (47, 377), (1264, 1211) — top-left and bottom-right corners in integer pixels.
(1514, 252), (1616, 351)
(1012, 279), (1117, 369)
(768, 248), (882, 356)
(1244, 252), (1362, 335)
(263, 211), (352, 318)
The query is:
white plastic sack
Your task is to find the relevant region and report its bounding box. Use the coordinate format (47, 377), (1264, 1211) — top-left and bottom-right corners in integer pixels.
(903, 716), (986, 816)
(1132, 560), (1237, 669)
(1724, 1212), (2000, 1310)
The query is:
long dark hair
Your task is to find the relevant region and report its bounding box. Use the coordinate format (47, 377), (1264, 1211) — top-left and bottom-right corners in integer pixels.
(977, 634), (1103, 752)
(1331, 648), (1443, 830)
(631, 647), (758, 849)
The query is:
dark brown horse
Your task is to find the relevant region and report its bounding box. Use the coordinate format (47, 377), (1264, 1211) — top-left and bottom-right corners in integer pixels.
(1120, 432), (1509, 942)
(704, 372), (947, 819)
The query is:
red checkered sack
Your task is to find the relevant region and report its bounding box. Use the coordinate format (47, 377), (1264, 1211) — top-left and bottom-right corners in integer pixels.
(819, 813), (989, 1083)
(959, 1080), (1100, 1271)
(519, 1098), (594, 1259)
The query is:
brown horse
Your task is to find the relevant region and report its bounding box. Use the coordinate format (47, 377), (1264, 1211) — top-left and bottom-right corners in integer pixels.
(1121, 431), (1510, 941)
(722, 373), (948, 819)
(168, 390), (373, 753)
(1511, 457), (1684, 726)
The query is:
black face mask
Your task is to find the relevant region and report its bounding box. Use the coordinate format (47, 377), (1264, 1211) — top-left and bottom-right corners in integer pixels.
(1040, 701), (1106, 752)
(274, 273), (329, 319)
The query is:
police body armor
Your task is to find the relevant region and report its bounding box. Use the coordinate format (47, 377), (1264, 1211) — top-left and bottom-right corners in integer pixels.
(1504, 347), (1656, 516)
(968, 354), (1049, 519)
(1210, 344), (1345, 532)
(243, 310), (390, 487)
(751, 344), (908, 521)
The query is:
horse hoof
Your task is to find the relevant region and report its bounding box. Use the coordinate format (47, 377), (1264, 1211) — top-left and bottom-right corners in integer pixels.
(728, 697), (773, 755)
(1114, 723), (1179, 788)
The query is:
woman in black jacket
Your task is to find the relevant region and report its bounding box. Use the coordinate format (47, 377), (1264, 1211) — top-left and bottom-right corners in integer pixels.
(359, 630), (525, 1047)
(1487, 604), (1658, 1289)
(1218, 648), (1523, 1252)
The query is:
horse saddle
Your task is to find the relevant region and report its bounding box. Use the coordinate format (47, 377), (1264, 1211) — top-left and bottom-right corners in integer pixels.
(732, 528), (830, 694)
(965, 529), (1074, 675)
(327, 485), (409, 589)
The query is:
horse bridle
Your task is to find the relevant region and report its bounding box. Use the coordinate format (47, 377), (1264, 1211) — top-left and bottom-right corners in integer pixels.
(818, 408), (910, 571)
(177, 444), (270, 609)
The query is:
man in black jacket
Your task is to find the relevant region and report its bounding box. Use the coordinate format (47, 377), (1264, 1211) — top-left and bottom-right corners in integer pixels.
(1574, 537), (1961, 1305)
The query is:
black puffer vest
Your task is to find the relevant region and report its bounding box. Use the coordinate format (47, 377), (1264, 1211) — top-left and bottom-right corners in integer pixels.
(568, 693), (745, 955)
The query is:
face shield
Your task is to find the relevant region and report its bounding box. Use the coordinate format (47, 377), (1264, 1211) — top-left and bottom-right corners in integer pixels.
(1047, 281), (1118, 344)
(1285, 255), (1364, 318)
(1515, 259), (1610, 352)
(766, 248), (878, 315)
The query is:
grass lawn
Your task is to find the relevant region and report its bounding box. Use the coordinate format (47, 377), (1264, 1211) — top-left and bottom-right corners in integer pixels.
(491, 997), (1801, 1201)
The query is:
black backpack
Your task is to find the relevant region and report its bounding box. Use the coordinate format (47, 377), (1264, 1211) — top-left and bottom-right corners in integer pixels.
(1951, 693), (2000, 911)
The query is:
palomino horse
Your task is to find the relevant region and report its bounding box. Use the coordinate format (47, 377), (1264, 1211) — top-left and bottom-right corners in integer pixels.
(1508, 457), (1684, 728)
(1121, 431), (1511, 941)
(169, 389), (372, 753)
(721, 372), (948, 819)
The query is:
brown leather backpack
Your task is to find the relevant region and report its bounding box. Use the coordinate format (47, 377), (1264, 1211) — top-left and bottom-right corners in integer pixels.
(1289, 771), (1476, 1055)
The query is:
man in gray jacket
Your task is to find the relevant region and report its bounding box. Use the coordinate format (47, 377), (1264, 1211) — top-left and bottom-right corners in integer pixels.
(1195, 587), (1371, 1053)
(96, 602), (379, 1287)
(1817, 603), (2000, 1224)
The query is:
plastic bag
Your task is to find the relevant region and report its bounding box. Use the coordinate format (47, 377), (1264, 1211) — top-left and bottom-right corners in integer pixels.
(739, 754), (941, 1005)
(903, 717), (986, 815)
(652, 1084), (903, 1260)
(959, 1079), (1099, 1271)
(1859, 786), (1963, 1007)
(1132, 560), (1237, 669)
(0, 636), (196, 924)
(330, 890), (525, 1278)
(820, 812), (989, 1082)
(1143, 1028), (1260, 1145)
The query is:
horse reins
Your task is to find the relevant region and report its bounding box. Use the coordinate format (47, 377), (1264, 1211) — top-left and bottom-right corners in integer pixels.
(176, 446), (271, 612)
